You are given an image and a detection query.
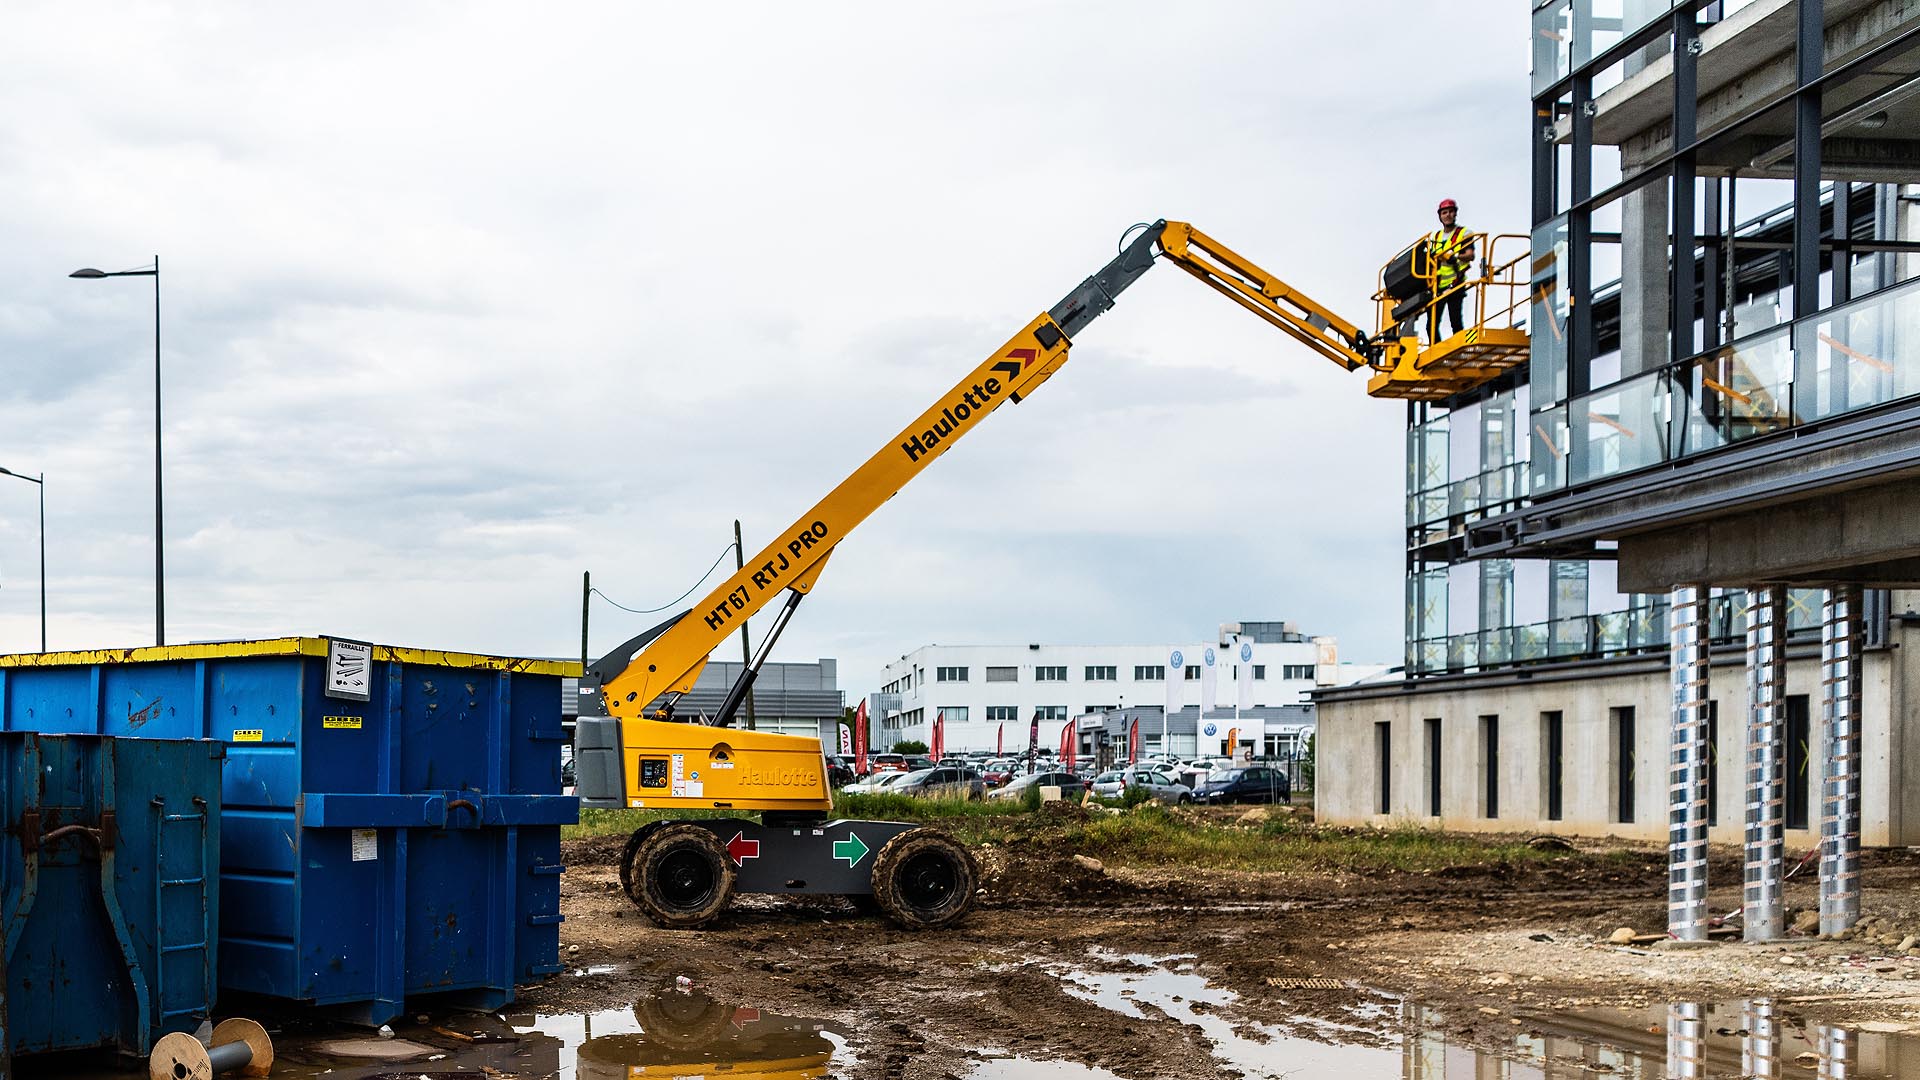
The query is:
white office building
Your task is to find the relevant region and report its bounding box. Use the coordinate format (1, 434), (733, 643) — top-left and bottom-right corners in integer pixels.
(871, 620), (1389, 756)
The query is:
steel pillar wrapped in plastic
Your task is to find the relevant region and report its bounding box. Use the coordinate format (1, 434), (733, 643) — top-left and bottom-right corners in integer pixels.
(0, 733), (222, 1063)
(0, 637), (580, 1026)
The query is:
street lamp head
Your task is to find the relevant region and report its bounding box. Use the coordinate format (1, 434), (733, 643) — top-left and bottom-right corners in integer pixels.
(69, 268), (108, 278)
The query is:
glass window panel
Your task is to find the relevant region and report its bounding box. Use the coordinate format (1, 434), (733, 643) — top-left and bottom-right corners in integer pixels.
(1530, 216), (1571, 407)
(1533, 0), (1574, 94)
(1795, 276), (1920, 421)
(1572, 367), (1667, 483)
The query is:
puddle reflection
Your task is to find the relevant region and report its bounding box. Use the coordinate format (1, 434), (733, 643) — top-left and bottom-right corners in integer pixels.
(511, 989), (850, 1080)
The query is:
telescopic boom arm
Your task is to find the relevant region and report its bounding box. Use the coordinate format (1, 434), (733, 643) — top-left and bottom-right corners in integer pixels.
(592, 220), (1380, 724)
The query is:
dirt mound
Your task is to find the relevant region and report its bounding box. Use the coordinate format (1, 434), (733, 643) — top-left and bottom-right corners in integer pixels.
(566, 833), (629, 868)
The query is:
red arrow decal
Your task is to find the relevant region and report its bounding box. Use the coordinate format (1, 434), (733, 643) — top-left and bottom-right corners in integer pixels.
(729, 1007), (762, 1029)
(1005, 347), (1036, 367)
(725, 830), (761, 866)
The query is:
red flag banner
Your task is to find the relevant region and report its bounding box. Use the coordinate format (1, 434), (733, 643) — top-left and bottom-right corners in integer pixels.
(932, 710), (945, 761)
(1226, 726), (1239, 761)
(854, 699), (869, 775)
(1059, 721), (1076, 773)
(997, 723), (1004, 755)
(1127, 717), (1140, 763)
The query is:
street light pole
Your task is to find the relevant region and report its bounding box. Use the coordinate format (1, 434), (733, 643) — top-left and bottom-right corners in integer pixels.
(70, 258), (163, 646)
(0, 467), (46, 652)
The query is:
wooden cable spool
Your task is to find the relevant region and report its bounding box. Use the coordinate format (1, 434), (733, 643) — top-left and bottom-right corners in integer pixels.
(149, 1018), (274, 1080)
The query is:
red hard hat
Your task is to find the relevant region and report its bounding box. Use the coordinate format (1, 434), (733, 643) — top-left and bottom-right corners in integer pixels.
(1437, 198), (1458, 212)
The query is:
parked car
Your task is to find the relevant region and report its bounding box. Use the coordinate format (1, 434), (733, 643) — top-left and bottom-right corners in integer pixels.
(822, 754), (856, 788)
(1192, 766), (1291, 805)
(982, 758), (1022, 787)
(843, 769), (913, 796)
(1090, 767), (1190, 804)
(866, 752), (909, 776)
(890, 766), (985, 801)
(905, 755), (938, 772)
(987, 770), (1089, 801)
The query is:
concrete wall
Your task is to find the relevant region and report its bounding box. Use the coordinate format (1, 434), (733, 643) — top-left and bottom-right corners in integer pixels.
(1318, 624), (1920, 847)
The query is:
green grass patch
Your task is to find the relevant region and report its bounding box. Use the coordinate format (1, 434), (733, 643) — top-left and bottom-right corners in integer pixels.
(567, 798), (1585, 877)
(565, 806), (750, 840)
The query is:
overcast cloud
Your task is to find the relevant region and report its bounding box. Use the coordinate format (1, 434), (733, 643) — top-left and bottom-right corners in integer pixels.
(0, 3), (1530, 693)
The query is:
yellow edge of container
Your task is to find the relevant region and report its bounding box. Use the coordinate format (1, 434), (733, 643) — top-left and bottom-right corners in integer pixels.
(0, 636), (582, 677)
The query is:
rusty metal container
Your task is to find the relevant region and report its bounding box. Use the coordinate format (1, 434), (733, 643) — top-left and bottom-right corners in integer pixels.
(0, 637), (578, 1026)
(0, 732), (222, 1063)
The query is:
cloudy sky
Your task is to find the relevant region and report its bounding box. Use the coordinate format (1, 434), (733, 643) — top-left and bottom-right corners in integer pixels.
(0, 3), (1530, 694)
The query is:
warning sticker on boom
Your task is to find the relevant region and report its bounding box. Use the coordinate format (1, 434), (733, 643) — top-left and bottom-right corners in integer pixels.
(322, 715), (363, 730)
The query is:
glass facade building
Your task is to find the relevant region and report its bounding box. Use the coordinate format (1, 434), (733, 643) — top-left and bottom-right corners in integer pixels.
(1404, 0), (1918, 675)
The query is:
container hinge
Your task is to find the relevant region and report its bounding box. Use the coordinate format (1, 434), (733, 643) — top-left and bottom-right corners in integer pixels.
(527, 912), (565, 926)
(527, 862), (565, 877)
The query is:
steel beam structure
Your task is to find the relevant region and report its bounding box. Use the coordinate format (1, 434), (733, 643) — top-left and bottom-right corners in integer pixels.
(1668, 585), (1712, 942)
(1666, 1002), (1706, 1079)
(1819, 585), (1864, 936)
(1744, 586), (1788, 942)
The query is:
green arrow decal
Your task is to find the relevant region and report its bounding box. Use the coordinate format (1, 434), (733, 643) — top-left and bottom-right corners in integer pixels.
(832, 832), (870, 868)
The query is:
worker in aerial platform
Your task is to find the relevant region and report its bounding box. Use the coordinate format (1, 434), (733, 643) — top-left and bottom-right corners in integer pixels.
(1428, 198), (1477, 342)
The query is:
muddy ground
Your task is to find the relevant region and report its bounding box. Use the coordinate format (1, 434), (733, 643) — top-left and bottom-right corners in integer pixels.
(512, 807), (1920, 1079)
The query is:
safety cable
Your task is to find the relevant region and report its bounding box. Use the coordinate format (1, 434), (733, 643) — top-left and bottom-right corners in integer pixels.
(590, 541), (739, 615)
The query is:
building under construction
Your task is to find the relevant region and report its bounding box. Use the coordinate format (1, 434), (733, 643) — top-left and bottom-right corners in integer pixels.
(1316, 0), (1920, 941)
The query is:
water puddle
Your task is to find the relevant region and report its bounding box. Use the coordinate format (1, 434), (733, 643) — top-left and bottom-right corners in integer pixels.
(1045, 949), (1920, 1079)
(506, 990), (853, 1080)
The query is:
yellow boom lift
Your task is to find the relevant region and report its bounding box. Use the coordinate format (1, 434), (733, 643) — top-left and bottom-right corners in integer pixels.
(575, 219), (1528, 929)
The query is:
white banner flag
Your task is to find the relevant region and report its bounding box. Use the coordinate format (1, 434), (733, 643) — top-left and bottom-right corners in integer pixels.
(1164, 648), (1184, 720)
(1236, 638), (1255, 709)
(1200, 645), (1218, 715)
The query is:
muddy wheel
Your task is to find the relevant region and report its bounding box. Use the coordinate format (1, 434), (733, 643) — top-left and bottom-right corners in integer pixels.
(633, 985), (734, 1044)
(625, 822), (736, 928)
(618, 820), (666, 900)
(870, 828), (977, 930)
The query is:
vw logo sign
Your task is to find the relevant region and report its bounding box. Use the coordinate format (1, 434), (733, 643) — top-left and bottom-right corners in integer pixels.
(1169, 650), (1183, 669)
(1203, 723), (1217, 737)
(1203, 647), (1216, 666)
(1240, 643), (1252, 663)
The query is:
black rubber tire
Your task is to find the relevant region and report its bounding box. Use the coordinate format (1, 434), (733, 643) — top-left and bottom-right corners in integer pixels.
(618, 820), (666, 901)
(626, 822), (736, 928)
(869, 828), (977, 930)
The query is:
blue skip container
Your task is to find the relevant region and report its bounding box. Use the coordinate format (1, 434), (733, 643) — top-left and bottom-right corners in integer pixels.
(0, 637), (580, 1026)
(0, 733), (223, 1063)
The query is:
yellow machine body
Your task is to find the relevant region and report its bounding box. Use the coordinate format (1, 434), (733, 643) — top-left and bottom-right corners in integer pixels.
(617, 717), (832, 813)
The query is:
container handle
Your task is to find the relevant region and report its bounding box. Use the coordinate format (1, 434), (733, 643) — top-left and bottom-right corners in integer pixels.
(443, 798), (479, 827)
(22, 808), (115, 853)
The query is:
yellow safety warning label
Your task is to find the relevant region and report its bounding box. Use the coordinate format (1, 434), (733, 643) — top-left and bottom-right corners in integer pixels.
(322, 715), (363, 730)
(233, 729), (264, 742)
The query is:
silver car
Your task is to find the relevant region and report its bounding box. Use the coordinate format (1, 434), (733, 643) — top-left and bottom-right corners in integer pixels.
(1090, 767), (1191, 804)
(890, 766), (986, 801)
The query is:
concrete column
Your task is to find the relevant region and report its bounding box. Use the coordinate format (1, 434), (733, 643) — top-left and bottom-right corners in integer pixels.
(1621, 181), (1672, 378)
(1741, 999), (1780, 1080)
(1668, 585), (1712, 941)
(1819, 585), (1864, 936)
(1744, 587), (1788, 942)
(1666, 1002), (1706, 1079)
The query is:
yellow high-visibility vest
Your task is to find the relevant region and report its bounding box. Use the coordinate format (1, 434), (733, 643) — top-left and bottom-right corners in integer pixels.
(1430, 226), (1472, 288)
